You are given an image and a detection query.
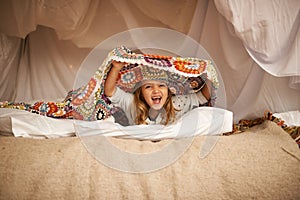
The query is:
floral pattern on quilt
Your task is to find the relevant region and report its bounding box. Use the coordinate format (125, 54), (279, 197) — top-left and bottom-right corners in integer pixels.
(0, 46), (219, 121)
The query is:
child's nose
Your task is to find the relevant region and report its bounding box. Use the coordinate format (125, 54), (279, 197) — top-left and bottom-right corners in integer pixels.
(153, 86), (160, 93)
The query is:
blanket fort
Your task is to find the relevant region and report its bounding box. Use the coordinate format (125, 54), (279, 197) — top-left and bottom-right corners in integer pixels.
(0, 46), (219, 121)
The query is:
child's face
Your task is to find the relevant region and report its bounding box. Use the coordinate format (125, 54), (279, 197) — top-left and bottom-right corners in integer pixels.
(141, 80), (169, 110)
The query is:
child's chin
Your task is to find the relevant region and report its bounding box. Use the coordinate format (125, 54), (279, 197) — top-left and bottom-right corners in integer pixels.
(151, 104), (163, 110)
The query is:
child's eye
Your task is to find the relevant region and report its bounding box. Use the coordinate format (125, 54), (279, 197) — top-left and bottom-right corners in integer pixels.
(144, 85), (151, 89)
(159, 84), (167, 87)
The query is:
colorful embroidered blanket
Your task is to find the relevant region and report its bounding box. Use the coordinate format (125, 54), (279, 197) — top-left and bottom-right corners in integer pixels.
(0, 46), (219, 121)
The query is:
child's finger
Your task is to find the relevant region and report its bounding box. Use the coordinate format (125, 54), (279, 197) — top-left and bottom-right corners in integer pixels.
(112, 61), (127, 68)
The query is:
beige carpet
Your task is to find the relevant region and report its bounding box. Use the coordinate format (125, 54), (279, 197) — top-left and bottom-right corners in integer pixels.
(0, 121), (299, 200)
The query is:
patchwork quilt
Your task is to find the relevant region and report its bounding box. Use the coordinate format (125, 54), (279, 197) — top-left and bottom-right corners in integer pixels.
(0, 46), (219, 121)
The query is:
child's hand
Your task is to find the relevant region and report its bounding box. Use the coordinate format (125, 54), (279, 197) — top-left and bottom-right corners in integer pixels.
(105, 60), (128, 97)
(112, 61), (127, 70)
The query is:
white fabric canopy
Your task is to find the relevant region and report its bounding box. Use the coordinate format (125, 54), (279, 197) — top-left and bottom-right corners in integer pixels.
(215, 0), (300, 78)
(0, 0), (299, 122)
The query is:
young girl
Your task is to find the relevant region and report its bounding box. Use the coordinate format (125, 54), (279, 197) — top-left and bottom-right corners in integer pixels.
(104, 61), (211, 126)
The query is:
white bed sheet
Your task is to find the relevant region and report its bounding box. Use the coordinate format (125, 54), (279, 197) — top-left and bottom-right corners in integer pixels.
(0, 108), (76, 138)
(273, 110), (300, 126)
(0, 107), (233, 140)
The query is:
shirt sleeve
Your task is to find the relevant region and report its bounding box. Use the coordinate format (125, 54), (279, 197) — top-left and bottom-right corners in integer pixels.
(107, 87), (135, 125)
(108, 87), (133, 106)
(196, 91), (208, 105)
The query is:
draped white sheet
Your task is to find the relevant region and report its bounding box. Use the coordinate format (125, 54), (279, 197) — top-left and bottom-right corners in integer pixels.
(0, 0), (299, 122)
(0, 107), (233, 139)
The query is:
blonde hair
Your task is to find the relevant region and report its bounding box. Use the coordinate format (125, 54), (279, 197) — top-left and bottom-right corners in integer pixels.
(133, 87), (177, 125)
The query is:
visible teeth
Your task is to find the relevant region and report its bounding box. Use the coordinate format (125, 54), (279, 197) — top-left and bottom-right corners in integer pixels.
(152, 97), (161, 100)
(152, 97), (161, 104)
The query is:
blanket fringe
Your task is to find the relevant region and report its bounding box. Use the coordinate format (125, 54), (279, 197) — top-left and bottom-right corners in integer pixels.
(224, 110), (300, 148)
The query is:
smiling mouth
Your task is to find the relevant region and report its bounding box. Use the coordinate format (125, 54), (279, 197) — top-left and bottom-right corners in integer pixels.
(152, 97), (162, 104)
